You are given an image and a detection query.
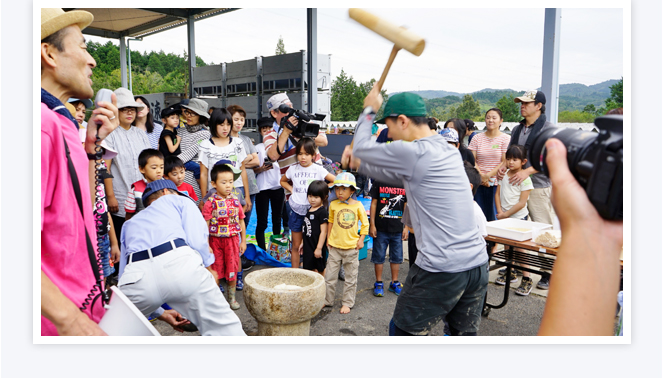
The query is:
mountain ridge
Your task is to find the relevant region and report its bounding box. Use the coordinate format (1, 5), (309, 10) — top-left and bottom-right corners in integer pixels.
(389, 79), (620, 100)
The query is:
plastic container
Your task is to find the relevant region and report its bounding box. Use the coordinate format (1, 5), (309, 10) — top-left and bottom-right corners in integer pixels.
(486, 218), (552, 241)
(98, 286), (161, 336)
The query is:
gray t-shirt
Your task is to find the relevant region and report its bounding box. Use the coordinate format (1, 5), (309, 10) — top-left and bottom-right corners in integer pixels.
(354, 108), (487, 274)
(237, 134), (259, 195)
(514, 120), (554, 189)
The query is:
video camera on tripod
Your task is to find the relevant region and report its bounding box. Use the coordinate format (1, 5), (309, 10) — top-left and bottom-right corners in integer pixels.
(278, 104), (326, 138)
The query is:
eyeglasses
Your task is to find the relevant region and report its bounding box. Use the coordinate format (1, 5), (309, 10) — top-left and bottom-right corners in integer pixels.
(183, 110), (196, 117)
(119, 108), (136, 114)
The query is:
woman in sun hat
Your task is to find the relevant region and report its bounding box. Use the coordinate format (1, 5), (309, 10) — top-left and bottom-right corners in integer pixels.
(104, 87), (151, 240)
(176, 98), (212, 203)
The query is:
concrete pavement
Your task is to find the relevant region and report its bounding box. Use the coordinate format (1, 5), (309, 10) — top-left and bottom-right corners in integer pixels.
(153, 242), (550, 337)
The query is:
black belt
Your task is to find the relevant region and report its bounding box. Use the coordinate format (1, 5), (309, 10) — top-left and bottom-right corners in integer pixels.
(127, 238), (187, 264)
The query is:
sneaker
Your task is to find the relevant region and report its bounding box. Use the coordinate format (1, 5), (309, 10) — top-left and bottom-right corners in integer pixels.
(338, 266), (346, 281)
(537, 275), (550, 290)
(236, 271), (244, 291)
(515, 277), (533, 296)
(219, 284), (225, 293)
(495, 271), (518, 285)
(498, 267), (522, 276)
(388, 281), (403, 295)
(373, 282), (384, 297)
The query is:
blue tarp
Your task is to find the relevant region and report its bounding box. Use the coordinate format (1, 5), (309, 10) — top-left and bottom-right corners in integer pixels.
(243, 243), (290, 268)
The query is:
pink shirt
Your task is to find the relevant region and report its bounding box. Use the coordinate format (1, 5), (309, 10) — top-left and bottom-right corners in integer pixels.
(468, 132), (510, 185)
(41, 103), (104, 335)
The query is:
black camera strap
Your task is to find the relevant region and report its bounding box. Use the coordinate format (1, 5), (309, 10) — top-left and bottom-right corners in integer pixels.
(61, 133), (106, 311)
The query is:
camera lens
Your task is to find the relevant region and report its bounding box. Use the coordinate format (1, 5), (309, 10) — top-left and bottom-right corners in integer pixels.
(529, 127), (598, 184)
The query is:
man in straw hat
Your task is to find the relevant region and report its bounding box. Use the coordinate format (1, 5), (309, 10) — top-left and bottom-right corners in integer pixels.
(42, 9), (185, 337)
(342, 87), (489, 336)
(41, 8), (117, 336)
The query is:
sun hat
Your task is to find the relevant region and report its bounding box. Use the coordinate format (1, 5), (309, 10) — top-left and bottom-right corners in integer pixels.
(41, 8), (93, 40)
(68, 98), (93, 109)
(375, 92), (427, 124)
(181, 98), (210, 119)
(114, 88), (145, 110)
(160, 105), (181, 119)
(213, 159), (242, 182)
(142, 179), (191, 205)
(514, 90), (546, 104)
(329, 171), (360, 191)
(440, 128), (459, 143)
(266, 93), (290, 112)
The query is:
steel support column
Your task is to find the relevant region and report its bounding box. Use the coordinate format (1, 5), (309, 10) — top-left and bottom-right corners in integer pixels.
(119, 36), (128, 88)
(307, 8), (318, 114)
(541, 8), (561, 124)
(187, 13), (196, 98)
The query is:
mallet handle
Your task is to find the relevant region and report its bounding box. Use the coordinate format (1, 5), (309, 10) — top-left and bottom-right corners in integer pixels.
(376, 45), (401, 92)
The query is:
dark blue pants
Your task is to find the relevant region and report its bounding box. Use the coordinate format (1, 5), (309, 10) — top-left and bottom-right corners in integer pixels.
(474, 185), (497, 222)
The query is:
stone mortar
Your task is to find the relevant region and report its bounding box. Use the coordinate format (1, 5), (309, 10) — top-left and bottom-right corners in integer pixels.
(243, 268), (325, 336)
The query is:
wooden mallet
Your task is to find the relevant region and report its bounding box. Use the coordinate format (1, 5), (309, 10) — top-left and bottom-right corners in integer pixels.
(348, 8), (426, 92)
(342, 8), (426, 159)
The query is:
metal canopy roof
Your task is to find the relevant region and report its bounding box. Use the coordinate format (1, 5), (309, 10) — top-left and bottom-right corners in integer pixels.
(62, 8), (239, 39)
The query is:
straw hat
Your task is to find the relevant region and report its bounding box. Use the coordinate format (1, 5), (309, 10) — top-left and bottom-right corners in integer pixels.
(41, 8), (93, 40)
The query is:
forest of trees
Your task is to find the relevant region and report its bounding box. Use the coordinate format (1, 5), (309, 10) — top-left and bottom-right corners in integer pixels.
(86, 40), (209, 96)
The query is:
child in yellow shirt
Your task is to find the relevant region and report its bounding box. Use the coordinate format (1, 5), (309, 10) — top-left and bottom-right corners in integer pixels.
(324, 172), (369, 314)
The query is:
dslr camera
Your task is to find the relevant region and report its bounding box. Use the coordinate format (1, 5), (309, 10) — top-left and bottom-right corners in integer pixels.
(278, 104), (325, 138)
(529, 115), (623, 221)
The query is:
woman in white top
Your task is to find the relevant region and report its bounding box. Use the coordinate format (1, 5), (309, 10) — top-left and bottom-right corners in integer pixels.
(134, 96), (163, 150)
(198, 108), (250, 210)
(253, 118), (285, 250)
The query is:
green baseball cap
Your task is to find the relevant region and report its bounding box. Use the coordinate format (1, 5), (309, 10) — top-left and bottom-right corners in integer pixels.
(375, 92), (427, 124)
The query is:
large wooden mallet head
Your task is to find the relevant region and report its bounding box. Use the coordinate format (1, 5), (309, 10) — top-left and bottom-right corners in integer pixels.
(349, 9), (426, 91)
(349, 8), (425, 56)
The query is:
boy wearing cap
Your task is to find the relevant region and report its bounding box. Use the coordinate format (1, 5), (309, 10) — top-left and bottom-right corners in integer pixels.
(323, 172), (369, 314)
(347, 88), (488, 336)
(158, 105), (182, 158)
(440, 127), (460, 148)
(119, 179), (246, 336)
(202, 161), (247, 310)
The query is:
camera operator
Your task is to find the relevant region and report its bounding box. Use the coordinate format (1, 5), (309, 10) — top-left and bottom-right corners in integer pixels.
(537, 138), (623, 335)
(264, 93), (328, 172)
